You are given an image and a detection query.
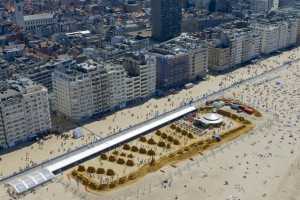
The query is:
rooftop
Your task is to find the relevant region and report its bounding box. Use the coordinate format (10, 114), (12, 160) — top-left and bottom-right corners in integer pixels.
(24, 13), (54, 21)
(0, 78), (45, 101)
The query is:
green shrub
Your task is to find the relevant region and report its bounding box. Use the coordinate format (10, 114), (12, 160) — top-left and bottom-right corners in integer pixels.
(123, 144), (131, 150)
(109, 155), (116, 162)
(87, 166), (96, 173)
(106, 169), (115, 176)
(117, 158), (125, 165)
(131, 145), (139, 152)
(147, 149), (156, 156)
(96, 168), (105, 174)
(158, 141), (166, 147)
(77, 165), (85, 172)
(155, 130), (162, 136)
(167, 136), (174, 142)
(148, 138), (156, 145)
(173, 139), (180, 145)
(100, 154), (107, 160)
(139, 148), (147, 154)
(126, 159), (135, 167)
(139, 136), (147, 142)
(161, 133), (167, 139)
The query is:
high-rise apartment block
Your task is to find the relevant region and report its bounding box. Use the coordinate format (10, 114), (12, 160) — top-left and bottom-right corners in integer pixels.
(208, 27), (260, 72)
(151, 33), (208, 89)
(52, 56), (156, 121)
(240, 29), (261, 63)
(122, 54), (157, 100)
(0, 78), (51, 148)
(208, 42), (231, 72)
(53, 61), (110, 121)
(151, 0), (182, 42)
(252, 18), (298, 54)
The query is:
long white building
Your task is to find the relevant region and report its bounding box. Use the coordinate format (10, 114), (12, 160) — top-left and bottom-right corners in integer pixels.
(23, 13), (56, 32)
(0, 78), (51, 148)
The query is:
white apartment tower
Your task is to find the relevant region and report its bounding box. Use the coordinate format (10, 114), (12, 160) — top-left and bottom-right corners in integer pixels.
(0, 78), (51, 148)
(52, 60), (110, 121)
(241, 29), (261, 63)
(122, 53), (156, 100)
(253, 19), (298, 54)
(220, 30), (243, 67)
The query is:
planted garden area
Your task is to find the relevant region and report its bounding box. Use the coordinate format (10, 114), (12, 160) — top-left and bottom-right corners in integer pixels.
(70, 105), (257, 192)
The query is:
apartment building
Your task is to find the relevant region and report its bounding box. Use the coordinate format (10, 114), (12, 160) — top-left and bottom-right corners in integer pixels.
(52, 56), (156, 121)
(151, 33), (208, 89)
(240, 29), (261, 63)
(286, 18), (298, 46)
(0, 78), (51, 148)
(105, 63), (127, 109)
(253, 23), (280, 54)
(171, 34), (208, 80)
(252, 19), (298, 54)
(206, 26), (260, 71)
(26, 58), (74, 92)
(151, 49), (189, 89)
(122, 54), (156, 100)
(208, 40), (231, 72)
(52, 60), (110, 121)
(222, 31), (243, 67)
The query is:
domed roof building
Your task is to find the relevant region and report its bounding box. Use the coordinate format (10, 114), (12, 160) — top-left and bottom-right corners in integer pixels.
(195, 113), (223, 127)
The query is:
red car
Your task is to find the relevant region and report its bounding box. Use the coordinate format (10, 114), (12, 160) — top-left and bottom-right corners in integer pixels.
(241, 106), (255, 115)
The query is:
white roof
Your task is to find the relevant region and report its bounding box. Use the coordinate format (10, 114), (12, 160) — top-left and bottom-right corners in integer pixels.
(203, 113), (222, 121)
(65, 30), (91, 36)
(7, 169), (54, 194)
(24, 13), (54, 21)
(197, 113), (223, 125)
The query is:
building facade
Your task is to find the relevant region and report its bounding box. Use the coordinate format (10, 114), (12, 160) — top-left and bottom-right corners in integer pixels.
(24, 13), (56, 32)
(208, 41), (231, 72)
(151, 0), (182, 42)
(253, 19), (298, 54)
(155, 52), (189, 89)
(171, 34), (208, 80)
(52, 61), (110, 121)
(0, 78), (51, 148)
(52, 57), (156, 121)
